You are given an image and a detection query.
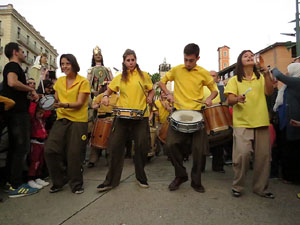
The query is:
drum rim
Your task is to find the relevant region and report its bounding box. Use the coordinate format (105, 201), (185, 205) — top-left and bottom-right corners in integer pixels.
(112, 108), (144, 113)
(171, 109), (203, 123)
(202, 104), (230, 109)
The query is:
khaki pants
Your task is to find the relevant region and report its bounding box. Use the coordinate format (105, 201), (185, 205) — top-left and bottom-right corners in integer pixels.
(45, 119), (88, 192)
(232, 127), (271, 195)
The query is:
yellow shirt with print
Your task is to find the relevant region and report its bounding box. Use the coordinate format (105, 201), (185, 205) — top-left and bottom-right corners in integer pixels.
(154, 99), (171, 124)
(203, 83), (221, 104)
(93, 92), (119, 115)
(224, 74), (269, 128)
(108, 69), (153, 117)
(54, 74), (90, 122)
(161, 64), (217, 110)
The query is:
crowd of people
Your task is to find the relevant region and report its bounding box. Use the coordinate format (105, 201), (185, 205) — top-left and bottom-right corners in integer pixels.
(0, 42), (299, 201)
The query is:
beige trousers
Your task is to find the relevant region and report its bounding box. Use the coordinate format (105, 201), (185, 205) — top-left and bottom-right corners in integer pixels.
(232, 127), (271, 195)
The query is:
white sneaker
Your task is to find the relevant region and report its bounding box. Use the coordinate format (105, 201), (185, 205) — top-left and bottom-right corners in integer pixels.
(28, 180), (43, 189)
(35, 178), (50, 187)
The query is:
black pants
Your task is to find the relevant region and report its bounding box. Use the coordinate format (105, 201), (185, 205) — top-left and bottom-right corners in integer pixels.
(5, 112), (30, 189)
(103, 117), (150, 187)
(166, 125), (209, 187)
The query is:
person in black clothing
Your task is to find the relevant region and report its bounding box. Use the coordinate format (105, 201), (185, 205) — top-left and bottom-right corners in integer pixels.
(1, 42), (39, 198)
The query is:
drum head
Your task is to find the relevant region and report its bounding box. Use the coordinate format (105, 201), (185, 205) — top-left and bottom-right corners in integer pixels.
(171, 110), (203, 123)
(39, 95), (55, 110)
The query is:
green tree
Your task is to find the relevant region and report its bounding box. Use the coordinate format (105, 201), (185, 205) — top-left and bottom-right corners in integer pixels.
(150, 72), (161, 84)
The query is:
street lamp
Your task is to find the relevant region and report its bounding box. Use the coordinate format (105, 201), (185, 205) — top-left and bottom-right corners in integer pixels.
(281, 0), (300, 56)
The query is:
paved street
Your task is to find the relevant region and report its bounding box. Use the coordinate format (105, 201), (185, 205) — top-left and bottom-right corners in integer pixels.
(1, 154), (300, 225)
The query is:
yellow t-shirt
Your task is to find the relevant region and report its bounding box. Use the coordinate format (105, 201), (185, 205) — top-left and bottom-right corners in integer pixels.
(203, 83), (221, 104)
(93, 92), (119, 115)
(161, 64), (217, 110)
(224, 74), (269, 128)
(54, 74), (90, 122)
(108, 68), (153, 117)
(154, 99), (171, 124)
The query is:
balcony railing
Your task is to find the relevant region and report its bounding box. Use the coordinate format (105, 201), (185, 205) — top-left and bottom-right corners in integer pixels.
(50, 59), (57, 69)
(25, 56), (34, 66)
(17, 34), (41, 55)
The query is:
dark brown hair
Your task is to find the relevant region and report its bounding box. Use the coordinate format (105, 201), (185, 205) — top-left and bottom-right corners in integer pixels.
(235, 50), (260, 82)
(121, 49), (144, 82)
(184, 43), (200, 57)
(60, 54), (80, 73)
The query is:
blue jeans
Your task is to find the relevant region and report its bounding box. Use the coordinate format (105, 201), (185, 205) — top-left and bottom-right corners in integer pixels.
(5, 112), (30, 188)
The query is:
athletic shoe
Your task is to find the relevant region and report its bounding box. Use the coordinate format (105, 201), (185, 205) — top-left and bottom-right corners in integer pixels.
(28, 180), (43, 189)
(8, 184), (39, 198)
(73, 186), (84, 194)
(97, 183), (113, 192)
(137, 179), (149, 188)
(35, 178), (50, 187)
(49, 185), (62, 193)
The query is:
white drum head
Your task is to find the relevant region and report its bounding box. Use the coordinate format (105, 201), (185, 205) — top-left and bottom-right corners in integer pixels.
(171, 110), (203, 123)
(39, 95), (55, 110)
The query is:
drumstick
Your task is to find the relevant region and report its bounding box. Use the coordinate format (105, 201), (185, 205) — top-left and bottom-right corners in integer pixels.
(243, 88), (252, 96)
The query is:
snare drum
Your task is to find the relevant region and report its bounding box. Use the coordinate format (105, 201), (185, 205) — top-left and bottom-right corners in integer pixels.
(39, 95), (55, 110)
(112, 108), (144, 120)
(170, 110), (204, 133)
(91, 117), (113, 149)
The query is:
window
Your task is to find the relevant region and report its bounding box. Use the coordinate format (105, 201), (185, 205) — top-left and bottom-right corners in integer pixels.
(26, 50), (29, 58)
(34, 55), (36, 61)
(26, 35), (29, 44)
(223, 51), (227, 57)
(17, 27), (21, 39)
(224, 63), (227, 68)
(40, 47), (43, 53)
(34, 41), (37, 48)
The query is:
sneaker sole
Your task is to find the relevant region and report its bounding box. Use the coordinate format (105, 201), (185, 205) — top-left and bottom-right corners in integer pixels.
(97, 186), (112, 192)
(49, 188), (62, 193)
(137, 181), (149, 188)
(9, 191), (38, 198)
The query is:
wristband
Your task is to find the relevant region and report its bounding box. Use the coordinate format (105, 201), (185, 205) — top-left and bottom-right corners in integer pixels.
(103, 95), (109, 98)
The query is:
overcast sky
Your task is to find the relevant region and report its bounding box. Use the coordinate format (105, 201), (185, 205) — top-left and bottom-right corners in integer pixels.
(2, 0), (296, 77)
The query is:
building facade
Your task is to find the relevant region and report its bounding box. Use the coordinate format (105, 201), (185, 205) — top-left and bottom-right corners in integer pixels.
(218, 45), (230, 71)
(159, 58), (172, 91)
(0, 4), (58, 82)
(218, 42), (296, 85)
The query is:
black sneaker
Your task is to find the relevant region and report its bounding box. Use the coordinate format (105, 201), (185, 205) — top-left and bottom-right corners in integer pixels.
(49, 185), (62, 193)
(232, 189), (241, 197)
(97, 183), (112, 192)
(87, 162), (95, 168)
(137, 179), (149, 188)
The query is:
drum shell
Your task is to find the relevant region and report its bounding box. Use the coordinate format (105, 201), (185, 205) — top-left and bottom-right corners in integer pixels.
(158, 121), (169, 144)
(202, 105), (232, 135)
(91, 118), (113, 149)
(208, 128), (233, 148)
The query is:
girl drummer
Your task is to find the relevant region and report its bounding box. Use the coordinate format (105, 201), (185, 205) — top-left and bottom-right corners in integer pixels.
(97, 49), (155, 192)
(224, 50), (274, 199)
(44, 54), (90, 194)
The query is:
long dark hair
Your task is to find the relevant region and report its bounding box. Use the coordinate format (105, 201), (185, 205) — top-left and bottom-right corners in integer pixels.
(91, 53), (104, 67)
(235, 50), (260, 82)
(121, 49), (144, 82)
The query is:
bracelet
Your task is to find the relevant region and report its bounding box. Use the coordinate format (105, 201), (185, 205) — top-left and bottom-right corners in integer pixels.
(103, 95), (109, 98)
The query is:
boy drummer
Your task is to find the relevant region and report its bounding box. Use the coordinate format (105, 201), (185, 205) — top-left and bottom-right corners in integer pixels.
(158, 43), (217, 192)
